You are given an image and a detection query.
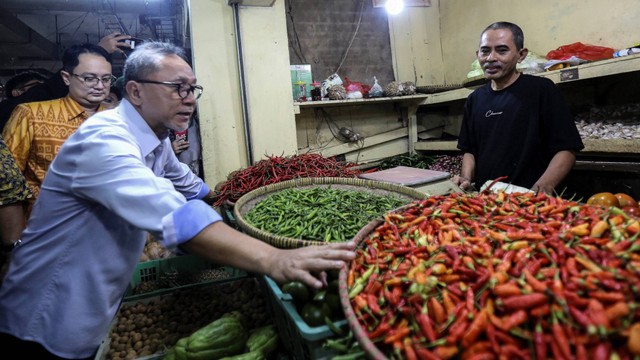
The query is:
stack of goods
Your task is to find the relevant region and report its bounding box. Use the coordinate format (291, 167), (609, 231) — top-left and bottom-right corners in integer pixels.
(213, 154), (361, 207)
(346, 190), (640, 359)
(575, 103), (640, 140)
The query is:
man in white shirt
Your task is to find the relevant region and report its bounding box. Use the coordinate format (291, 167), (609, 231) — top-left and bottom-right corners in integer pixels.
(0, 41), (355, 359)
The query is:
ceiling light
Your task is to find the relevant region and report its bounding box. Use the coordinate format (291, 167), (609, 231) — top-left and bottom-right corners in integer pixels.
(385, 0), (404, 15)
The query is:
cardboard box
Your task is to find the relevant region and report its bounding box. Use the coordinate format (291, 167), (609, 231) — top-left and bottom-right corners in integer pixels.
(290, 64), (313, 101)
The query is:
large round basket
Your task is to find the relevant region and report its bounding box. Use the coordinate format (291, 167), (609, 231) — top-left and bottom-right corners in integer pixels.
(338, 217), (388, 360)
(233, 177), (428, 248)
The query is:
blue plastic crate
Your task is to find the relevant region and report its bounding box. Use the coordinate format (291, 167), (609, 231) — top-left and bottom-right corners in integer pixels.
(261, 276), (347, 360)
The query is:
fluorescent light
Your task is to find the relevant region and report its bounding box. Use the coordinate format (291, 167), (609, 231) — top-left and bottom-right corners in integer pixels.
(385, 0), (404, 15)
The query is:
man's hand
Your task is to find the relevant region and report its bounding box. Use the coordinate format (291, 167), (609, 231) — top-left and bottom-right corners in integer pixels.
(171, 139), (189, 155)
(452, 175), (475, 192)
(98, 33), (132, 54)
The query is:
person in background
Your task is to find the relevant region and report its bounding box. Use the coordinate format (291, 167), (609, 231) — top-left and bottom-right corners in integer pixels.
(2, 43), (113, 216)
(0, 41), (355, 359)
(452, 21), (583, 194)
(3, 71), (47, 99)
(0, 32), (131, 130)
(169, 110), (202, 176)
(102, 84), (122, 109)
(0, 137), (32, 281)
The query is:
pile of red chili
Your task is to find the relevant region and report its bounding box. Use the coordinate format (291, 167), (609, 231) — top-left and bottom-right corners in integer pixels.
(347, 190), (640, 359)
(213, 153), (362, 207)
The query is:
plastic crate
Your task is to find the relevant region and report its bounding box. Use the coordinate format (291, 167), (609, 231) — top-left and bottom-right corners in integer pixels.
(124, 254), (246, 301)
(261, 276), (347, 360)
(97, 278), (268, 360)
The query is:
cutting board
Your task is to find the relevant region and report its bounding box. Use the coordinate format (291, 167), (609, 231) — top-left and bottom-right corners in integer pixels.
(359, 166), (450, 187)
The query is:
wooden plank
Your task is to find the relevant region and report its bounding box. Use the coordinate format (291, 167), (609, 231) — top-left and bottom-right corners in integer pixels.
(295, 94), (429, 109)
(413, 140), (459, 151)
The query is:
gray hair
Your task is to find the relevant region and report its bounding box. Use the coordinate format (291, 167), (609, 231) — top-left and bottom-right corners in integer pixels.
(122, 41), (188, 98)
(482, 22), (525, 50)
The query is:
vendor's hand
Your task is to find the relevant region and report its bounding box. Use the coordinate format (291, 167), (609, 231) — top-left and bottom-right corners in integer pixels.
(171, 139), (189, 155)
(268, 241), (356, 290)
(531, 182), (554, 195)
(98, 33), (132, 54)
(452, 175), (474, 191)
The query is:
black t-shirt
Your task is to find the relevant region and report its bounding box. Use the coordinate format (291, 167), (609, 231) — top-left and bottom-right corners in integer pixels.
(457, 74), (584, 189)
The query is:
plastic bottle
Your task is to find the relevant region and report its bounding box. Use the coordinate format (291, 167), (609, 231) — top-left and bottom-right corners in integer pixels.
(311, 81), (322, 101)
(613, 47), (640, 58)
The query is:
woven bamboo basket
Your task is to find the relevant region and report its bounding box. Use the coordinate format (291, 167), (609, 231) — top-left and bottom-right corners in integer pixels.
(233, 177), (428, 249)
(339, 217), (388, 360)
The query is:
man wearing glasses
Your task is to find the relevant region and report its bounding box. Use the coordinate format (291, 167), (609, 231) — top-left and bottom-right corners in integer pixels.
(0, 41), (355, 359)
(2, 44), (113, 216)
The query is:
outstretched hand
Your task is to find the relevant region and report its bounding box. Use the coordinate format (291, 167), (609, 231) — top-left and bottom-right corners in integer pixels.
(98, 33), (132, 54)
(268, 241), (356, 289)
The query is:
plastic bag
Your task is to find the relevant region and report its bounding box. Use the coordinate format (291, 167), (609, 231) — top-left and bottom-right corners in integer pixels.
(344, 77), (363, 99)
(369, 76), (384, 98)
(546, 42), (614, 61)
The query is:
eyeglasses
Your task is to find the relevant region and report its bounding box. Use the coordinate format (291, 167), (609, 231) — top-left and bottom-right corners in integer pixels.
(72, 74), (116, 87)
(135, 80), (203, 100)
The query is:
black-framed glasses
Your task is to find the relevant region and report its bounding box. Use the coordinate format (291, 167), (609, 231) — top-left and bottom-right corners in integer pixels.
(135, 80), (203, 100)
(72, 74), (116, 87)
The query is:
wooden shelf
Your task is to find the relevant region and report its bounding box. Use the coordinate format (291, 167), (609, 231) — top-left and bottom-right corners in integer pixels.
(413, 138), (640, 153)
(293, 94), (429, 114)
(416, 54), (640, 106)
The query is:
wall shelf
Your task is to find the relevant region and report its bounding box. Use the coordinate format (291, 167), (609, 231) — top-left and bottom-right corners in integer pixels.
(293, 94), (428, 114)
(411, 54), (640, 153)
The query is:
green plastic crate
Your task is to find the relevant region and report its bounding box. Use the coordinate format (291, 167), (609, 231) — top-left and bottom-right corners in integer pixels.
(124, 254), (246, 301)
(261, 276), (347, 360)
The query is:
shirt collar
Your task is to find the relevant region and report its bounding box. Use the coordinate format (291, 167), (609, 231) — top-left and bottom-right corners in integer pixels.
(118, 99), (165, 158)
(62, 94), (106, 121)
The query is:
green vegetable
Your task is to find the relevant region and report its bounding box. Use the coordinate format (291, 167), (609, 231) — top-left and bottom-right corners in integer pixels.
(219, 350), (265, 360)
(246, 324), (279, 356)
(185, 311), (248, 359)
(281, 281), (310, 304)
(301, 302), (332, 327)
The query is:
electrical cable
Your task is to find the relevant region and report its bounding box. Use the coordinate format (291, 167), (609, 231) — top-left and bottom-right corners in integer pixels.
(334, 0), (365, 75)
(286, 1), (307, 64)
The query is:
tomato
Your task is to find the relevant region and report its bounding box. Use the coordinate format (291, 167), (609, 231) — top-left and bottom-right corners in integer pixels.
(587, 192), (620, 207)
(623, 206), (640, 218)
(615, 193), (638, 208)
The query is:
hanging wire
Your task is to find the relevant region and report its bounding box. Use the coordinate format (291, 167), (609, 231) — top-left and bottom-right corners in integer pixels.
(286, 1), (307, 64)
(334, 0), (366, 75)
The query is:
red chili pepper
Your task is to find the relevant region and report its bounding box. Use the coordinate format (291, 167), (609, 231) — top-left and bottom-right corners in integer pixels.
(429, 297), (446, 325)
(589, 291), (625, 303)
(466, 287), (475, 312)
(403, 338), (418, 360)
(461, 309), (489, 348)
(413, 345), (440, 360)
(383, 322), (410, 344)
(367, 293), (381, 315)
(569, 306), (592, 328)
(552, 312), (571, 360)
(500, 293), (548, 310)
(523, 268), (547, 293)
(493, 282), (521, 297)
(416, 310), (436, 343)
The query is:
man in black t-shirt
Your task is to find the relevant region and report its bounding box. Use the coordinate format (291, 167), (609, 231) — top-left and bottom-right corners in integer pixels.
(453, 22), (583, 194)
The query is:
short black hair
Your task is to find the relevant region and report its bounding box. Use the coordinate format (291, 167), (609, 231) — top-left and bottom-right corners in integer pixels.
(62, 44), (112, 73)
(4, 71), (47, 98)
(482, 22), (525, 50)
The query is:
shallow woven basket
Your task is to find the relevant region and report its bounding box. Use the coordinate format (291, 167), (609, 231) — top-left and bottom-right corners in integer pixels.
(233, 177), (428, 249)
(339, 216), (389, 360)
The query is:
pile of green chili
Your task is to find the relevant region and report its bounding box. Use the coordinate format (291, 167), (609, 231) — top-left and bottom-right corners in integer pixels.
(245, 187), (407, 242)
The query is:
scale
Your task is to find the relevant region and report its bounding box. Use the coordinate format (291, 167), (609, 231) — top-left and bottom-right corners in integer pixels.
(359, 166), (462, 195)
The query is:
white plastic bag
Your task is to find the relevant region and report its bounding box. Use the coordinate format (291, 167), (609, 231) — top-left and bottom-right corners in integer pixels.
(369, 76), (384, 98)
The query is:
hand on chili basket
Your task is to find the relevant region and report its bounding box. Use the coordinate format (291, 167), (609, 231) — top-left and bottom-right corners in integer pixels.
(171, 139), (190, 155)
